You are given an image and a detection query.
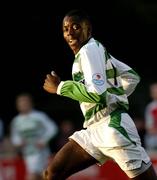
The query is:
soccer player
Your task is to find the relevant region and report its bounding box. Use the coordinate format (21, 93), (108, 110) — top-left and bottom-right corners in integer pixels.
(10, 92), (58, 180)
(43, 9), (157, 180)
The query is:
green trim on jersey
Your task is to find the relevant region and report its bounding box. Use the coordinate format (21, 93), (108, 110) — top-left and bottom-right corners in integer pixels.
(117, 102), (129, 110)
(60, 81), (107, 104)
(128, 69), (141, 79)
(104, 49), (111, 61)
(109, 109), (136, 145)
(73, 71), (84, 82)
(84, 102), (106, 121)
(106, 68), (120, 79)
(107, 86), (125, 95)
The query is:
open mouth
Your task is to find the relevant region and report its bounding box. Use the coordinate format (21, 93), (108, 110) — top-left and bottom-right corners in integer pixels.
(69, 39), (77, 46)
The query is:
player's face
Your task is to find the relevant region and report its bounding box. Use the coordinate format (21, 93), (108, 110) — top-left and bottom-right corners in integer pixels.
(16, 96), (33, 114)
(63, 16), (91, 54)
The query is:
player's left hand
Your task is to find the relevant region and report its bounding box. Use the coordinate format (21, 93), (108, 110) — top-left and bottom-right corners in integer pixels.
(43, 71), (61, 94)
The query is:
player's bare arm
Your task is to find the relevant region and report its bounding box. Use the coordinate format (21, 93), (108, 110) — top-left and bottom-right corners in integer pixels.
(43, 71), (60, 94)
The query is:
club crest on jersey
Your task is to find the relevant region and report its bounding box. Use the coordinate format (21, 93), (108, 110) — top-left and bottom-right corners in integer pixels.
(92, 73), (104, 85)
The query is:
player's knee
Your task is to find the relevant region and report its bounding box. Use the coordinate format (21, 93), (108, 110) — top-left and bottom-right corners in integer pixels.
(43, 168), (67, 180)
(43, 169), (56, 180)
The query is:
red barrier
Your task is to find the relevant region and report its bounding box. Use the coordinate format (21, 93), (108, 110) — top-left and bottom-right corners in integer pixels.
(69, 160), (129, 180)
(0, 156), (26, 180)
(98, 160), (129, 180)
(0, 155), (156, 180)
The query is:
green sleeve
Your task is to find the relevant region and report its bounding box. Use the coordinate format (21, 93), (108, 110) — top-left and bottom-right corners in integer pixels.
(60, 80), (107, 105)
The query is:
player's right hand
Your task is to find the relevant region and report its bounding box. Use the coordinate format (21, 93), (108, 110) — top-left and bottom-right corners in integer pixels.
(43, 71), (61, 94)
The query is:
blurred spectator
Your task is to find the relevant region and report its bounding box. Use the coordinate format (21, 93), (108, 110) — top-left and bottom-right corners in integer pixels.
(10, 92), (58, 180)
(144, 82), (157, 151)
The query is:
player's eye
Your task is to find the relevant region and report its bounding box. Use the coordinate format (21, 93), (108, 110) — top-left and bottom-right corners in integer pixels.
(63, 27), (68, 32)
(72, 24), (80, 30)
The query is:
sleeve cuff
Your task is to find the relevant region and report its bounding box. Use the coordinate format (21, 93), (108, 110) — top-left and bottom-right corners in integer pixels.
(56, 81), (65, 95)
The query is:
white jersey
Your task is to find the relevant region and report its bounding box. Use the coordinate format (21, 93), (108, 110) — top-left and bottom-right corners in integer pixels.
(57, 38), (140, 128)
(10, 109), (58, 156)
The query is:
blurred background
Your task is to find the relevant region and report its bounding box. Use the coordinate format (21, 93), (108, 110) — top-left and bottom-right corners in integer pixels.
(1, 0), (157, 132)
(0, 0), (157, 179)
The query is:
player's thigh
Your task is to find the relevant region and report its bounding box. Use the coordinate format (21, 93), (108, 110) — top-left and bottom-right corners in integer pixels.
(131, 164), (157, 180)
(48, 139), (97, 174)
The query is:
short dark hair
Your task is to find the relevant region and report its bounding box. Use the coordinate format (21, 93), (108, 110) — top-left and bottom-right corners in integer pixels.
(64, 9), (91, 24)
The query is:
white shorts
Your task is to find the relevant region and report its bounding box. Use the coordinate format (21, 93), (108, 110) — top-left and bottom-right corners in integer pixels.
(69, 111), (151, 178)
(24, 149), (50, 174)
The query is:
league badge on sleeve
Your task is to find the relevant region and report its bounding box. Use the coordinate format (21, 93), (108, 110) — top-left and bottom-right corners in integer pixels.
(92, 73), (104, 85)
